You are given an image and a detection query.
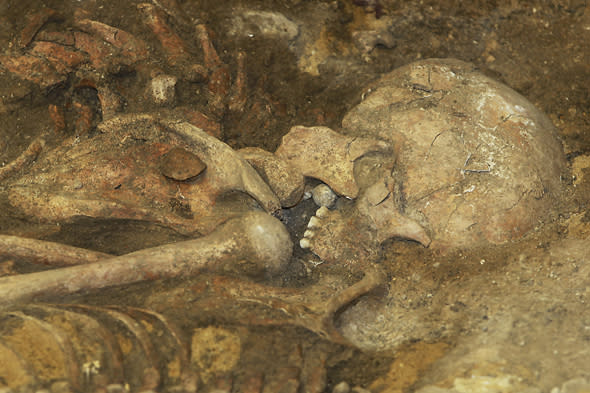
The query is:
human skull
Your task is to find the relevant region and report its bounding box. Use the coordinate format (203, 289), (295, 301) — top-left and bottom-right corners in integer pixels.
(283, 59), (567, 262)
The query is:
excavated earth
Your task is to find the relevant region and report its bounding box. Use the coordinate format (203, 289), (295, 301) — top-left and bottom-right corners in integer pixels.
(1, 0), (590, 392)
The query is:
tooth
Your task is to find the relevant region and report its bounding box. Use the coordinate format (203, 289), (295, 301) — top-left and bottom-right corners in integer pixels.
(307, 216), (321, 228)
(316, 206), (329, 217)
(303, 230), (315, 238)
(300, 238), (311, 249)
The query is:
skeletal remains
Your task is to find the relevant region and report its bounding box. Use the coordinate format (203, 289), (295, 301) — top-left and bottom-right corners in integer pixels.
(0, 17), (568, 391)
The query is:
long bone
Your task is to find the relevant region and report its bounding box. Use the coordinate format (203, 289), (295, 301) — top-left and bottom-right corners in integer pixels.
(0, 234), (111, 267)
(0, 211), (292, 311)
(159, 267), (387, 345)
(0, 229), (387, 346)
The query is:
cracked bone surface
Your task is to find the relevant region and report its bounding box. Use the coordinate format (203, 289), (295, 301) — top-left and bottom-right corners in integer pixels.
(0, 211), (292, 311)
(275, 125), (391, 199)
(7, 114), (281, 237)
(297, 59), (568, 257)
(344, 59), (567, 250)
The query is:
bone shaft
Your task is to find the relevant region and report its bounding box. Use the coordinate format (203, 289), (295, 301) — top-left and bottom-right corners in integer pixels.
(0, 136), (44, 181)
(0, 235), (112, 266)
(0, 235), (237, 310)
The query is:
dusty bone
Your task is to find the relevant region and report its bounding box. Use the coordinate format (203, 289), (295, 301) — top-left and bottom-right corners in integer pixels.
(7, 115), (281, 236)
(0, 211), (292, 310)
(162, 119), (282, 215)
(0, 235), (111, 267)
(275, 125), (391, 198)
(341, 58), (568, 250)
(238, 146), (305, 207)
(356, 180), (431, 246)
(0, 135), (45, 181)
(146, 265), (387, 346)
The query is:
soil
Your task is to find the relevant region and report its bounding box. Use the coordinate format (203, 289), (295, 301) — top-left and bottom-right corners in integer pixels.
(1, 0), (590, 392)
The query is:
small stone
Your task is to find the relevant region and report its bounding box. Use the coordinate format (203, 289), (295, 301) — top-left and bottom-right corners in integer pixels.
(414, 386), (454, 393)
(312, 183), (337, 208)
(332, 381), (351, 393)
(50, 381), (73, 393)
(105, 384), (125, 393)
(160, 147), (206, 181)
(190, 327), (241, 384)
(180, 372), (199, 393)
(560, 377), (590, 393)
(149, 74), (177, 105)
(141, 367), (160, 390)
(229, 10), (299, 41)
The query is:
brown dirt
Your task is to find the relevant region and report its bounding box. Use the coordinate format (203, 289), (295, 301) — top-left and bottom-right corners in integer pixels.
(1, 0), (590, 392)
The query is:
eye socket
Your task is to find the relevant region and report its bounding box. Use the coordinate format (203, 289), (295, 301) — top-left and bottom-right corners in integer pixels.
(353, 152), (394, 191)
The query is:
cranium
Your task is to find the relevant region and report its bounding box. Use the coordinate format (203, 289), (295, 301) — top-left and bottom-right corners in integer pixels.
(6, 114), (280, 237)
(278, 59), (567, 262)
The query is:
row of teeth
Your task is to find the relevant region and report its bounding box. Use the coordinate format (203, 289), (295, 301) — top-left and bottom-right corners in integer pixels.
(299, 206), (329, 249)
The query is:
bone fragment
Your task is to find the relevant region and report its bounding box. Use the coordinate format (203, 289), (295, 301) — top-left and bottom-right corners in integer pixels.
(0, 136), (45, 181)
(0, 235), (112, 267)
(0, 212), (292, 311)
(147, 266), (387, 345)
(359, 181), (431, 246)
(163, 120), (282, 214)
(275, 126), (391, 198)
(239, 147), (305, 207)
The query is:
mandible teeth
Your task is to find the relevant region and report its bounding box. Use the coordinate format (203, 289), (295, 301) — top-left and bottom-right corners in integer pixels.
(316, 206), (329, 218)
(307, 216), (321, 228)
(300, 238), (311, 249)
(303, 230), (315, 238)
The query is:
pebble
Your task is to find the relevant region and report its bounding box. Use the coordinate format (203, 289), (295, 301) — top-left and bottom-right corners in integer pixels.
(558, 377), (590, 393)
(332, 381), (351, 393)
(229, 10), (299, 41)
(149, 74), (177, 105)
(50, 381), (73, 393)
(160, 147), (206, 181)
(312, 183), (338, 208)
(105, 384), (126, 393)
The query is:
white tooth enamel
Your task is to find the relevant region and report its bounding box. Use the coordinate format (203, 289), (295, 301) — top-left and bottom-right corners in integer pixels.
(300, 238), (311, 249)
(307, 216), (321, 228)
(303, 230), (315, 238)
(316, 206), (329, 217)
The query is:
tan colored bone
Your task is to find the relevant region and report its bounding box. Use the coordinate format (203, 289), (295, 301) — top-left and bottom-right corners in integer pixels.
(146, 265), (387, 346)
(162, 119), (281, 215)
(0, 235), (111, 267)
(342, 59), (568, 250)
(8, 115), (281, 237)
(239, 146), (305, 207)
(0, 211), (292, 311)
(275, 126), (391, 198)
